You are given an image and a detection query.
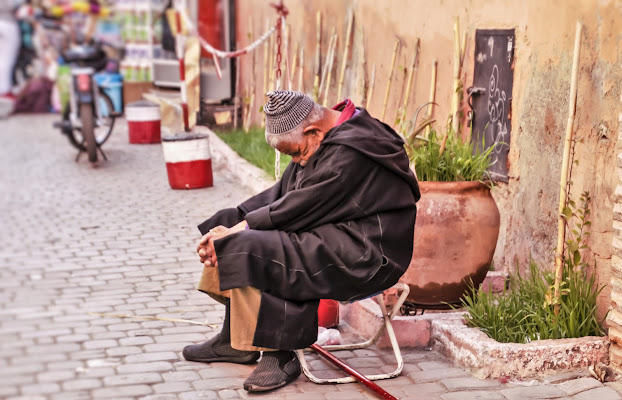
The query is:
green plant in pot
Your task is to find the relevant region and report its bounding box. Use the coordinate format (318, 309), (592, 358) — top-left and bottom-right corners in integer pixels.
(398, 105), (501, 307)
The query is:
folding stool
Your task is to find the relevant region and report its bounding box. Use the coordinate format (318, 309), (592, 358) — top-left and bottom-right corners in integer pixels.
(295, 282), (410, 384)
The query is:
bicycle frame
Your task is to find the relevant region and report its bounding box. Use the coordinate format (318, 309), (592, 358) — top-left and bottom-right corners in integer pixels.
(68, 66), (102, 131)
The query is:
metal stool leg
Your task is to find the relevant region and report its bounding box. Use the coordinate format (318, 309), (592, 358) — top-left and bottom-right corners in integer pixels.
(297, 283), (410, 384)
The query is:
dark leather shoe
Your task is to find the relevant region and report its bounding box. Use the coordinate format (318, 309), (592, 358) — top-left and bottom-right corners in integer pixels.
(182, 334), (260, 364)
(243, 351), (301, 392)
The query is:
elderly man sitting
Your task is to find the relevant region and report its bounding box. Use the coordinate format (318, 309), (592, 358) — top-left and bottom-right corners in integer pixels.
(183, 90), (420, 392)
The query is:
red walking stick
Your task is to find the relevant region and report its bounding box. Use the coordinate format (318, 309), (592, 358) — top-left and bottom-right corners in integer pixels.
(310, 343), (398, 400)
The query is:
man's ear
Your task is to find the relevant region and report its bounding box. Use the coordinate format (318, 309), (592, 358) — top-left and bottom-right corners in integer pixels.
(303, 125), (325, 140)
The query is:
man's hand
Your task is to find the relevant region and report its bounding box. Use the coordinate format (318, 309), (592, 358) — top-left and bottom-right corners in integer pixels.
(199, 237), (218, 268)
(197, 232), (212, 263)
(197, 233), (219, 268)
(196, 221), (247, 268)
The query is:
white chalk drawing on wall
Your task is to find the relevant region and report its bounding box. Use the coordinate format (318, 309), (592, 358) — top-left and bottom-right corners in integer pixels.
(487, 64), (508, 155)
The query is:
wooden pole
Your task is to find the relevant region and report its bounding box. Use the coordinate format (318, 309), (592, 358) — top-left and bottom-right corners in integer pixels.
(313, 11), (322, 101)
(268, 32), (276, 91)
(366, 63), (376, 110)
(244, 19), (255, 132)
(381, 40), (400, 121)
(283, 21), (291, 90)
(462, 31), (471, 142)
(450, 17), (462, 134)
(234, 45), (241, 129)
(322, 33), (338, 107)
(337, 10), (354, 102)
(319, 28), (336, 101)
(400, 38), (420, 129)
(242, 87), (248, 130)
(360, 28), (367, 107)
(298, 46), (305, 92)
(291, 41), (299, 90)
(554, 21), (583, 314)
(461, 31), (467, 66)
(173, 0), (190, 131)
(425, 59), (438, 137)
(262, 19), (270, 127)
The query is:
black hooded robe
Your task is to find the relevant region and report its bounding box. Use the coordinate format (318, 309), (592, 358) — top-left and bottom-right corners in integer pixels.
(198, 109), (420, 350)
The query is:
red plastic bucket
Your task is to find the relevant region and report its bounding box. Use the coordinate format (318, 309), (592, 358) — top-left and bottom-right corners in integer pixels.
(126, 100), (161, 144)
(318, 299), (340, 328)
(161, 133), (213, 190)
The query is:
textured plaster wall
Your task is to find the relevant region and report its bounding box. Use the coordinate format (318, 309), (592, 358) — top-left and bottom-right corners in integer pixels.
(607, 95), (622, 370)
(233, 0), (622, 317)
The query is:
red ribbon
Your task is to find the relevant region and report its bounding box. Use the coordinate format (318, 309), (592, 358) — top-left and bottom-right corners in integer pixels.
(270, 1), (289, 19)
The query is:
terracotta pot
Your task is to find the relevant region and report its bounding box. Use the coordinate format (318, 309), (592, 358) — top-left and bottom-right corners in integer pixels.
(400, 181), (500, 306)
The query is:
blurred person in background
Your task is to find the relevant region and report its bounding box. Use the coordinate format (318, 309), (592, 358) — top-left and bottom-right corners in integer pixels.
(0, 0), (21, 94)
(0, 0), (22, 116)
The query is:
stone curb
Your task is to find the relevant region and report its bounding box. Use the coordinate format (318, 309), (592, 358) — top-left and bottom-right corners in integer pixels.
(432, 318), (610, 380)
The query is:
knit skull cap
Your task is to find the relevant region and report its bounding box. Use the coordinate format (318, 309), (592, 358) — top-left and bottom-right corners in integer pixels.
(264, 90), (315, 135)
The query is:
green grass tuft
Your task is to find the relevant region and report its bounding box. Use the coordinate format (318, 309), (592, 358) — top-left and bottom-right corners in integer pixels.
(461, 258), (605, 343)
(215, 127), (291, 178)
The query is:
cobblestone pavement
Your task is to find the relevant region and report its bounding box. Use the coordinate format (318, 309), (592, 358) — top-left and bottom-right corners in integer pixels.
(1, 114), (622, 400)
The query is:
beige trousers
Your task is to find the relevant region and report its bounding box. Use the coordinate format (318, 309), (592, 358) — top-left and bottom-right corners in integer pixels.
(198, 265), (274, 352)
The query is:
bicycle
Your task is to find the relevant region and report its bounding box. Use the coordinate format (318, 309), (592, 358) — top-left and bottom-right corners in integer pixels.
(54, 39), (122, 163)
(35, 6), (122, 163)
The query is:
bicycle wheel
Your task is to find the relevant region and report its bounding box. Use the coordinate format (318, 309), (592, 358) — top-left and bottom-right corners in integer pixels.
(80, 103), (97, 163)
(60, 106), (83, 151)
(94, 89), (116, 146)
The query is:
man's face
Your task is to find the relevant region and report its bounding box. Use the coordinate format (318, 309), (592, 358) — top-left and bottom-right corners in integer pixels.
(275, 130), (323, 167)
